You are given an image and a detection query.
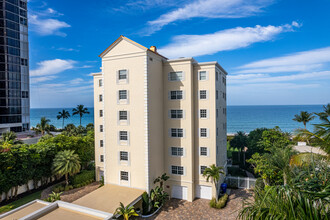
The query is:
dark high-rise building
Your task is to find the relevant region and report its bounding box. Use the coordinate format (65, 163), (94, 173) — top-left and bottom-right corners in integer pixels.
(0, 0), (29, 133)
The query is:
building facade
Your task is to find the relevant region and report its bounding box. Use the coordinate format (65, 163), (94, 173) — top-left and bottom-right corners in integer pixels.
(0, 0), (29, 133)
(93, 36), (227, 202)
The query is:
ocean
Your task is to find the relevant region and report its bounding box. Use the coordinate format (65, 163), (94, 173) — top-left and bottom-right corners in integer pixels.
(30, 105), (325, 134)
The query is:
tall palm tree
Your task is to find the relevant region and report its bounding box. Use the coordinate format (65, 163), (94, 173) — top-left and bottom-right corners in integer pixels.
(114, 202), (138, 220)
(52, 150), (81, 185)
(202, 164), (224, 202)
(35, 117), (51, 135)
(293, 111), (315, 129)
(72, 105), (90, 126)
(57, 109), (70, 129)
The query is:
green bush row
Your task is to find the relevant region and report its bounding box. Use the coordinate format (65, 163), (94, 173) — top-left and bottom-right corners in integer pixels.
(69, 170), (95, 186)
(73, 179), (94, 188)
(53, 184), (73, 193)
(210, 194), (228, 209)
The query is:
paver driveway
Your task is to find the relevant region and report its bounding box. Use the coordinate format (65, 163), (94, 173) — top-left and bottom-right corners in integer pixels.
(142, 189), (253, 220)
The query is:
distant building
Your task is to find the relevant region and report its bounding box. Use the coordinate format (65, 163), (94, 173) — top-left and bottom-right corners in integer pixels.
(0, 0), (30, 133)
(93, 36), (227, 201)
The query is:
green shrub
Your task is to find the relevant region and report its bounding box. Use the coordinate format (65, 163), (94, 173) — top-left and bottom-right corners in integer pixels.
(210, 194), (229, 209)
(45, 192), (62, 202)
(53, 184), (65, 193)
(255, 178), (265, 190)
(70, 170), (95, 187)
(142, 192), (150, 215)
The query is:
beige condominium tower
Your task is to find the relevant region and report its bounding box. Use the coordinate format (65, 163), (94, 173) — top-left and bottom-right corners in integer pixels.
(93, 36), (227, 202)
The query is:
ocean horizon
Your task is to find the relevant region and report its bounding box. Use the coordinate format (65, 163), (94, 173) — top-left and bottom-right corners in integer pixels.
(30, 104), (325, 134)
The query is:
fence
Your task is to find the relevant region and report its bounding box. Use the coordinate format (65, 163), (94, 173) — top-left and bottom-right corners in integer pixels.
(225, 176), (256, 189)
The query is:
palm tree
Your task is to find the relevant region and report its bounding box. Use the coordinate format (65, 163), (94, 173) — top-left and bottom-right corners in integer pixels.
(202, 164), (224, 202)
(0, 131), (22, 149)
(57, 109), (70, 129)
(72, 105), (90, 126)
(293, 111), (315, 129)
(35, 117), (51, 135)
(52, 150), (81, 185)
(114, 202), (138, 220)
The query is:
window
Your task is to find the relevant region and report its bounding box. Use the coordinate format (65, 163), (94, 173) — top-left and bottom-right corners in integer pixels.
(120, 171), (129, 181)
(100, 155), (104, 162)
(216, 90), (218, 100)
(199, 90), (207, 99)
(120, 151), (128, 161)
(171, 128), (184, 138)
(199, 71), (207, 80)
(118, 70), (127, 80)
(169, 71), (183, 81)
(200, 166), (207, 174)
(216, 71), (219, 81)
(100, 140), (104, 147)
(200, 109), (207, 118)
(170, 91), (183, 100)
(200, 147), (208, 156)
(119, 111), (127, 120)
(217, 145), (219, 155)
(99, 94), (103, 102)
(216, 109), (219, 118)
(200, 128), (208, 137)
(100, 125), (103, 132)
(99, 110), (103, 117)
(171, 147), (184, 156)
(119, 90), (127, 100)
(99, 79), (103, 87)
(217, 128), (219, 136)
(119, 131), (128, 141)
(170, 110), (183, 119)
(171, 166), (184, 175)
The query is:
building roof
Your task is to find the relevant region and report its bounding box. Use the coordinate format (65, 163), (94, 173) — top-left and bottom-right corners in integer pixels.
(0, 200), (49, 220)
(73, 184), (144, 214)
(99, 35), (167, 59)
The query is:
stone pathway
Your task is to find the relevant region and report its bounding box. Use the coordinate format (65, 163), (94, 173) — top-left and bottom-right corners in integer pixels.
(142, 189), (253, 220)
(41, 182), (100, 203)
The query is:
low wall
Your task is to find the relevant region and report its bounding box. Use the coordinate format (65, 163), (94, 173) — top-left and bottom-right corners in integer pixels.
(1, 177), (55, 202)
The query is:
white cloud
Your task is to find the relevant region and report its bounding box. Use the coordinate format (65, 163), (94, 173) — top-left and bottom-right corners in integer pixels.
(159, 22), (299, 58)
(147, 0), (274, 34)
(30, 59), (76, 77)
(237, 47), (330, 73)
(29, 15), (70, 36)
(30, 76), (57, 83)
(228, 71), (330, 84)
(235, 64), (323, 74)
(114, 0), (183, 12)
(69, 78), (84, 85)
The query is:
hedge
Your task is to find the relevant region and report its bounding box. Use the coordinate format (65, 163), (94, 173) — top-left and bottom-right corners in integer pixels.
(70, 170), (95, 187)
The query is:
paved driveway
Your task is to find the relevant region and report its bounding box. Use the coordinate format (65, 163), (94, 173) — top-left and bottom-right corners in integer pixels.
(142, 189), (253, 220)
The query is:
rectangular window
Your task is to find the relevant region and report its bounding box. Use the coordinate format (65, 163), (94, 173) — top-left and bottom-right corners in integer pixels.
(216, 90), (219, 100)
(120, 171), (129, 181)
(200, 109), (207, 118)
(199, 90), (207, 99)
(169, 71), (183, 81)
(199, 71), (207, 80)
(120, 151), (128, 161)
(119, 131), (128, 141)
(99, 79), (103, 87)
(170, 110), (183, 119)
(171, 166), (184, 175)
(171, 128), (184, 138)
(100, 155), (104, 162)
(99, 110), (103, 117)
(216, 71), (219, 81)
(99, 94), (103, 102)
(200, 128), (208, 137)
(217, 128), (219, 136)
(118, 70), (127, 80)
(171, 147), (184, 156)
(216, 109), (219, 118)
(200, 147), (208, 156)
(200, 166), (207, 175)
(100, 125), (103, 132)
(119, 111), (127, 120)
(170, 91), (183, 100)
(119, 90), (127, 100)
(100, 140), (104, 147)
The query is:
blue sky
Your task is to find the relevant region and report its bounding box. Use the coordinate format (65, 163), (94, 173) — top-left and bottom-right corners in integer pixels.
(28, 0), (330, 108)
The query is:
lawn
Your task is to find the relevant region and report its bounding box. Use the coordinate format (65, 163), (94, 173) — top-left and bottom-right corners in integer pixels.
(0, 190), (42, 214)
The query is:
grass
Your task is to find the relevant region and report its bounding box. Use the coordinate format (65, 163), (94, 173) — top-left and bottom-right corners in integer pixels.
(0, 190), (42, 214)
